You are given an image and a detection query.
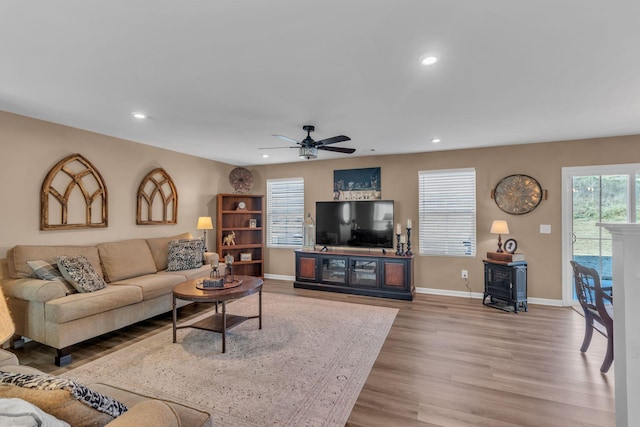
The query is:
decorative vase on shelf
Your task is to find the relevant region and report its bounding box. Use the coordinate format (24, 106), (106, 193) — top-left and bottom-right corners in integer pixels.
(303, 212), (315, 251)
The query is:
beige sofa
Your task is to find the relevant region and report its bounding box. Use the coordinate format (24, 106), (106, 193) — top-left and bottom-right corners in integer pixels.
(0, 349), (213, 426)
(0, 232), (219, 366)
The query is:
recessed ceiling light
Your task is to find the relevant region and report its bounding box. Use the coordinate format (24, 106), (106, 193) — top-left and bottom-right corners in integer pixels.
(431, 138), (441, 144)
(420, 56), (438, 66)
(262, 154), (270, 158)
(132, 112), (146, 119)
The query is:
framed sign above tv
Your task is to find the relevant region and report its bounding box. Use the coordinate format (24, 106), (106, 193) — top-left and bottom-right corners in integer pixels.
(333, 167), (381, 200)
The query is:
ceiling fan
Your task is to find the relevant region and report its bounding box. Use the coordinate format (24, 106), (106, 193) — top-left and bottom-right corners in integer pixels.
(262, 125), (355, 159)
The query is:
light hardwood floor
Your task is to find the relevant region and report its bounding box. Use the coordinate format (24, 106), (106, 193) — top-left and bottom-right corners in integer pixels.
(8, 280), (615, 426)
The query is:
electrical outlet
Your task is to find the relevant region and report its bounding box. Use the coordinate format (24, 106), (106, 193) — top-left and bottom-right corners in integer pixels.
(461, 270), (468, 279)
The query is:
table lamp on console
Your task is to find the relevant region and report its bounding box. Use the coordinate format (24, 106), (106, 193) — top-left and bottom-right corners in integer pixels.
(490, 220), (510, 253)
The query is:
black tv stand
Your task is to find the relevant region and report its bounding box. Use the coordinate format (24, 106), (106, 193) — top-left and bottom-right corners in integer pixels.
(294, 249), (414, 301)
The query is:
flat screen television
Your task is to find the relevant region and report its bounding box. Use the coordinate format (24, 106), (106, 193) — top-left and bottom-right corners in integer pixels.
(315, 200), (394, 248)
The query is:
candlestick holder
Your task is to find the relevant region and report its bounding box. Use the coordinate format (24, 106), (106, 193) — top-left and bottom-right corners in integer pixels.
(395, 233), (401, 256)
(406, 227), (413, 256)
(399, 242), (406, 256)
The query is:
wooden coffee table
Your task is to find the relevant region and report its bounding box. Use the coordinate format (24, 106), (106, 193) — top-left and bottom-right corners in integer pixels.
(172, 275), (263, 353)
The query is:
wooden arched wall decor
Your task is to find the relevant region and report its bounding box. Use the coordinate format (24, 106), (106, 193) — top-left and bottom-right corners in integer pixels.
(41, 153), (108, 230)
(136, 168), (178, 225)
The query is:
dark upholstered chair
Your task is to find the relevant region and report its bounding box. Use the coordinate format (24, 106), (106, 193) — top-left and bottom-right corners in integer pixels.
(570, 260), (614, 373)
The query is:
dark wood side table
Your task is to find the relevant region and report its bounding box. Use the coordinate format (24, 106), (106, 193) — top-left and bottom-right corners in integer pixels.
(172, 275), (263, 353)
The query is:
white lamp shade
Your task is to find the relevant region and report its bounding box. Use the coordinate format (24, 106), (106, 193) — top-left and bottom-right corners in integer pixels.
(196, 216), (213, 230)
(490, 220), (510, 235)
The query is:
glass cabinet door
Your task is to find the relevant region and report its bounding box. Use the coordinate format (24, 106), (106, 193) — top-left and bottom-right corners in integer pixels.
(320, 257), (347, 284)
(349, 258), (378, 287)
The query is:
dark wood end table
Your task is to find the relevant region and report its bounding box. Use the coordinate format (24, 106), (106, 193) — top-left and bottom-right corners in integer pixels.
(172, 275), (263, 353)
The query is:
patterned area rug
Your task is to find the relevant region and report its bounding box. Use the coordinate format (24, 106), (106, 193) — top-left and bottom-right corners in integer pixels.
(63, 293), (398, 426)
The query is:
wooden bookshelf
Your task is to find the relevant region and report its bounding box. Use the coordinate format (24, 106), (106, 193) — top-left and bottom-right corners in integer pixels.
(216, 194), (264, 277)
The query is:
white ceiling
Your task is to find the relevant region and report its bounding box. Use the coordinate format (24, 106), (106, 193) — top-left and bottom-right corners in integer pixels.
(2, 1), (640, 166)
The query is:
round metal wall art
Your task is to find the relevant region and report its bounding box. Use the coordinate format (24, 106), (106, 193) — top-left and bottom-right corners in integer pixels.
(493, 174), (542, 215)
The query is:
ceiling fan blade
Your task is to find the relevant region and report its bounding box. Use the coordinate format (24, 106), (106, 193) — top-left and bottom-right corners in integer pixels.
(318, 146), (356, 154)
(272, 134), (300, 144)
(314, 135), (350, 146)
(258, 146), (298, 150)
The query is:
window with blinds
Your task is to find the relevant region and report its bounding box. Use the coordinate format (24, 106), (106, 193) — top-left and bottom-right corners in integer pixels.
(266, 178), (305, 248)
(418, 168), (476, 256)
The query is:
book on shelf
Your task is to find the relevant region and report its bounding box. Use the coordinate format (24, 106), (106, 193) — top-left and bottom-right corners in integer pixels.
(486, 252), (525, 262)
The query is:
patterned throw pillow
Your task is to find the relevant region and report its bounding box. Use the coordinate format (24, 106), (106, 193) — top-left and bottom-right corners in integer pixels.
(56, 255), (107, 293)
(0, 371), (128, 418)
(166, 239), (205, 271)
(27, 259), (77, 295)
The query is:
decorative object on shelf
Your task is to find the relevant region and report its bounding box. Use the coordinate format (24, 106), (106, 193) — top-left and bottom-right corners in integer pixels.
(302, 212), (315, 251)
(224, 254), (234, 283)
(333, 167), (381, 200)
(229, 167), (254, 194)
(222, 231), (236, 246)
(406, 219), (413, 256)
(236, 201), (247, 210)
(240, 253), (252, 261)
(196, 216), (213, 251)
(492, 174), (546, 215)
(395, 223), (402, 256)
(41, 153), (108, 230)
(136, 167), (178, 225)
(504, 238), (518, 254)
(490, 220), (510, 253)
(249, 218), (257, 228)
(399, 234), (406, 256)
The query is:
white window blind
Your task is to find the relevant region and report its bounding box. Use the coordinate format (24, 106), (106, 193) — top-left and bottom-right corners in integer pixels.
(266, 178), (304, 248)
(418, 168), (476, 256)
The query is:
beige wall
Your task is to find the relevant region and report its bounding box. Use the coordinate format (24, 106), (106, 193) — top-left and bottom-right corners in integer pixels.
(252, 134), (640, 301)
(0, 111), (234, 257)
(3, 110), (640, 301)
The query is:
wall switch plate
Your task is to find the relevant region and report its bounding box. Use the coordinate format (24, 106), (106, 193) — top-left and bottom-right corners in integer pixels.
(540, 224), (551, 234)
(461, 270), (468, 279)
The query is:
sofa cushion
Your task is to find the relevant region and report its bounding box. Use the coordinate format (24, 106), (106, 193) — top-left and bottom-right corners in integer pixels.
(160, 264), (213, 281)
(57, 255), (107, 293)
(97, 239), (157, 282)
(167, 239), (205, 271)
(7, 245), (103, 279)
(146, 232), (192, 271)
(111, 274), (184, 301)
(90, 383), (212, 427)
(27, 259), (77, 295)
(45, 285), (142, 324)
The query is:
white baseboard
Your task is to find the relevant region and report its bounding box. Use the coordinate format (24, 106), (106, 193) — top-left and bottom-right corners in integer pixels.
(415, 287), (564, 306)
(262, 279), (565, 307)
(264, 274), (295, 282)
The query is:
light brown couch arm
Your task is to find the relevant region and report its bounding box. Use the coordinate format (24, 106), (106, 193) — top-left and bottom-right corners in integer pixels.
(106, 400), (180, 427)
(0, 278), (67, 303)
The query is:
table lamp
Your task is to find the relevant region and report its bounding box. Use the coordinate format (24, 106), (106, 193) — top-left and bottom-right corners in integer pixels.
(196, 216), (213, 251)
(490, 220), (510, 253)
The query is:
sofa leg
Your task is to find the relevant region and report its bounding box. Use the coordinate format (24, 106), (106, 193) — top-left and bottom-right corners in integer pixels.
(11, 335), (25, 350)
(55, 348), (72, 367)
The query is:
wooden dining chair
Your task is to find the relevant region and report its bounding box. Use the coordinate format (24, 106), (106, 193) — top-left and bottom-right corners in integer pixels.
(570, 260), (614, 373)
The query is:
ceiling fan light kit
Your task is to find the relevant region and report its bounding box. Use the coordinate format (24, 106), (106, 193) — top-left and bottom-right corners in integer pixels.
(299, 147), (318, 160)
(265, 124), (355, 160)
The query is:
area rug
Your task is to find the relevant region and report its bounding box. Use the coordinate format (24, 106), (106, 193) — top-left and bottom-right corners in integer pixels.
(63, 293), (398, 427)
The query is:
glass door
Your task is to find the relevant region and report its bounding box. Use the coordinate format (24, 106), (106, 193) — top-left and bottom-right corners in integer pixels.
(563, 165), (640, 304)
